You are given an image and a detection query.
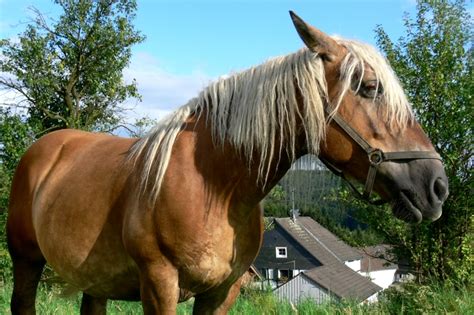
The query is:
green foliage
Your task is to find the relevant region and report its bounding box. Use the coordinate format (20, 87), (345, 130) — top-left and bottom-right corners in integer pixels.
(263, 184), (288, 217)
(0, 0), (144, 131)
(0, 110), (36, 181)
(126, 116), (160, 138)
(263, 168), (344, 219)
(365, 0), (473, 284)
(380, 280), (474, 314)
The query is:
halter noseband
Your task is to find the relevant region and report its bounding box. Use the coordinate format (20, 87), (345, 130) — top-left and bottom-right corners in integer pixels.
(319, 110), (442, 205)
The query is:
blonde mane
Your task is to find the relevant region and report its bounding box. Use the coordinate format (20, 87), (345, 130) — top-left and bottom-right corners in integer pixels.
(129, 38), (413, 203)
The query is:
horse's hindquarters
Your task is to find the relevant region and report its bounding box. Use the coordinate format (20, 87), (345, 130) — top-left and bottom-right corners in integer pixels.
(9, 129), (140, 299)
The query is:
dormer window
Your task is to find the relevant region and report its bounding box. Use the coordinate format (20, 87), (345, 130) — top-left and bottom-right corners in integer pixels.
(276, 247), (287, 258)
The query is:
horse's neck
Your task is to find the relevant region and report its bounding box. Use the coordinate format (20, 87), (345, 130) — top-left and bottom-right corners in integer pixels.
(193, 115), (302, 206)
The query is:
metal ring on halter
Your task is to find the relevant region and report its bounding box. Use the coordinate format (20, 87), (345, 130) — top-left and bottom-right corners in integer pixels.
(368, 149), (384, 166)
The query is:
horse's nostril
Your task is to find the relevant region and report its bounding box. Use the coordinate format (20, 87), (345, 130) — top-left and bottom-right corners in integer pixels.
(433, 177), (448, 202)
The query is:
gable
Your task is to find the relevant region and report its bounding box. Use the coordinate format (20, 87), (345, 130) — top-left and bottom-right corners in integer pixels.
(253, 227), (321, 270)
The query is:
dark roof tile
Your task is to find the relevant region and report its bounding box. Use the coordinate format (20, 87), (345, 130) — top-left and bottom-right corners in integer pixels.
(275, 217), (362, 264)
(303, 265), (381, 301)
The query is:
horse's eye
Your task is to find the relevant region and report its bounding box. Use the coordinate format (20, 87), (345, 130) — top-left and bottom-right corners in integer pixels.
(360, 80), (383, 99)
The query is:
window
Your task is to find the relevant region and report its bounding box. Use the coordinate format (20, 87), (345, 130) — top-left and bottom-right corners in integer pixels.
(277, 269), (294, 284)
(275, 247), (287, 258)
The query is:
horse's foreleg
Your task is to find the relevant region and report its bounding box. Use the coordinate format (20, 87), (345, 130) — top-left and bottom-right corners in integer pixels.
(192, 276), (244, 315)
(80, 293), (107, 315)
(139, 262), (179, 315)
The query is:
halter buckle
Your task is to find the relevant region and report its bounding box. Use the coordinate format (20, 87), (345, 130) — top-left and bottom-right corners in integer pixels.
(368, 149), (384, 166)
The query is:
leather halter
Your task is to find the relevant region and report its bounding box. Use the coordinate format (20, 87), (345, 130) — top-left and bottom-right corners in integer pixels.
(319, 110), (442, 205)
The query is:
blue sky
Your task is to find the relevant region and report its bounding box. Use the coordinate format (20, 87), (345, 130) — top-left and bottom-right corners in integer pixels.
(0, 0), (420, 120)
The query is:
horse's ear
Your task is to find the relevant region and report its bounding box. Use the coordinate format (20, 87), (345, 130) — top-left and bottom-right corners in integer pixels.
(289, 11), (341, 61)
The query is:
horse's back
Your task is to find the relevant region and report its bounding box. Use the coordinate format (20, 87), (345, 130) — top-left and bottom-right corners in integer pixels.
(9, 129), (133, 220)
(7, 129), (140, 296)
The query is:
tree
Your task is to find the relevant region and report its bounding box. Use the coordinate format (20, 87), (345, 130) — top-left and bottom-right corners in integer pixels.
(263, 184), (288, 217)
(0, 110), (36, 186)
(0, 0), (144, 131)
(361, 0), (473, 284)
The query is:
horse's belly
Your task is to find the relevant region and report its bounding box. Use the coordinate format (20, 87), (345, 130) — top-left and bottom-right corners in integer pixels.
(45, 239), (139, 292)
(34, 202), (140, 298)
(82, 268), (141, 300)
(46, 242), (141, 299)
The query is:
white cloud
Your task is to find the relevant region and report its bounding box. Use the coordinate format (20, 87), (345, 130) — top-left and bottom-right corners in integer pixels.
(0, 67), (28, 115)
(0, 51), (212, 127)
(123, 52), (212, 122)
(0, 88), (27, 115)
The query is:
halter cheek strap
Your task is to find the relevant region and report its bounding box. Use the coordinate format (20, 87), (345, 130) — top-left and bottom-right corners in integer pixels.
(319, 111), (442, 205)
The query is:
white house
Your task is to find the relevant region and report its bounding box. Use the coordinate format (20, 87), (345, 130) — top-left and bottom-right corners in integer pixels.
(358, 245), (399, 290)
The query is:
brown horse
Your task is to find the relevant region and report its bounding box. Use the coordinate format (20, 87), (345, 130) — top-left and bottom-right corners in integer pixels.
(7, 12), (448, 314)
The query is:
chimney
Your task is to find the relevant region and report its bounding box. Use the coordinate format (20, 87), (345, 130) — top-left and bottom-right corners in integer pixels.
(291, 208), (300, 222)
(290, 188), (299, 222)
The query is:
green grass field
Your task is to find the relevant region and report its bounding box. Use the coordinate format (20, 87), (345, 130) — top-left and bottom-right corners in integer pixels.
(0, 279), (472, 314)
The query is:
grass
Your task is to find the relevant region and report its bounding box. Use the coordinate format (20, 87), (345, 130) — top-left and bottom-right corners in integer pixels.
(0, 278), (472, 314)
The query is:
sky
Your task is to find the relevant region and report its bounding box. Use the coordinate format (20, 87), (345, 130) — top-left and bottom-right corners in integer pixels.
(0, 0), (421, 121)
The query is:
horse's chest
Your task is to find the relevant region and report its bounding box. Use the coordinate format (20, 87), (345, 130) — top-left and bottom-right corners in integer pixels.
(182, 251), (233, 287)
(176, 227), (260, 292)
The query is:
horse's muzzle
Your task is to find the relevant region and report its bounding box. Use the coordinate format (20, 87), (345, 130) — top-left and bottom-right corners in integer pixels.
(389, 159), (449, 223)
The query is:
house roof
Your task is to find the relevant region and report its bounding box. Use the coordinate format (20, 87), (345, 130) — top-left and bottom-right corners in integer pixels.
(303, 265), (382, 301)
(267, 217), (382, 301)
(274, 217), (362, 264)
(360, 245), (398, 272)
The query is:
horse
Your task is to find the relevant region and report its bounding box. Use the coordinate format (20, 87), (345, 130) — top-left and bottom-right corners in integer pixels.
(7, 11), (448, 314)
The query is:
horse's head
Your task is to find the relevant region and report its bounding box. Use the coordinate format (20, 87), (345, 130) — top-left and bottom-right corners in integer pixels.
(290, 12), (449, 223)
